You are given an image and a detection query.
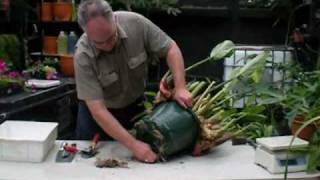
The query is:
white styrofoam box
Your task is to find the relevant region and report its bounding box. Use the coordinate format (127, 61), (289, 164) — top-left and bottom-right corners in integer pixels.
(0, 121), (58, 163)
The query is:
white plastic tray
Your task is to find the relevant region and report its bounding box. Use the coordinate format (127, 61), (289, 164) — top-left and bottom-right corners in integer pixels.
(0, 121), (58, 162)
(25, 79), (61, 89)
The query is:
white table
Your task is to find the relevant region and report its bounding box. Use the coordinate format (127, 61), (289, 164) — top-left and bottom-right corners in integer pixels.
(0, 141), (319, 180)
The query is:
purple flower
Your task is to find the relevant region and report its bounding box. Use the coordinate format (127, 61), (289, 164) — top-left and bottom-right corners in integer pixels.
(0, 60), (7, 74)
(46, 71), (58, 80)
(8, 71), (20, 79)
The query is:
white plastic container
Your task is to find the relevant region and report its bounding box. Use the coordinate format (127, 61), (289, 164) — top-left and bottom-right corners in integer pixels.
(0, 121), (58, 163)
(25, 79), (61, 89)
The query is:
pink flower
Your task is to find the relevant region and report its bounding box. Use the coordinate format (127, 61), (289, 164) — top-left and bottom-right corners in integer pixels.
(8, 71), (20, 79)
(46, 71), (57, 80)
(0, 60), (7, 74)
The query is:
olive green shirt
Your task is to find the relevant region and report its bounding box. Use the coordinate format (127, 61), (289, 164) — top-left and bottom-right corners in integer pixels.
(74, 11), (173, 108)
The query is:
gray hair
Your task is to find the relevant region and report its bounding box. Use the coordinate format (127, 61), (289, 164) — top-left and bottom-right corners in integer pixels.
(77, 0), (114, 30)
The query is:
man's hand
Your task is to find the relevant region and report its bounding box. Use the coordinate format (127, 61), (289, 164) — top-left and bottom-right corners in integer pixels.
(86, 100), (158, 164)
(131, 140), (158, 163)
(164, 41), (193, 108)
(173, 87), (193, 108)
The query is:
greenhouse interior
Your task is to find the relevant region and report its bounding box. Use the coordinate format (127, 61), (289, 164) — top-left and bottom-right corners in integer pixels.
(0, 0), (320, 179)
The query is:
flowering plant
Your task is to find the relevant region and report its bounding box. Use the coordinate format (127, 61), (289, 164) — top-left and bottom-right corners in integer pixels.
(23, 60), (58, 80)
(0, 59), (25, 96)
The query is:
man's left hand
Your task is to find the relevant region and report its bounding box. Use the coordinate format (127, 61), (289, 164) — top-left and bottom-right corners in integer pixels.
(173, 87), (193, 108)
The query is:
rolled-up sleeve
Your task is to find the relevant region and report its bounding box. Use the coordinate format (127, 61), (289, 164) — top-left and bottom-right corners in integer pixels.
(140, 15), (173, 58)
(74, 52), (104, 101)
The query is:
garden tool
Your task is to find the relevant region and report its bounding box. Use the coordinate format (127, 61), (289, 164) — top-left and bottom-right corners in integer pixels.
(64, 143), (78, 154)
(81, 133), (100, 159)
(55, 142), (76, 163)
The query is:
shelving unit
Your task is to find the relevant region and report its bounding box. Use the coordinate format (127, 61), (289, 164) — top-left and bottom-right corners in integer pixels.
(30, 52), (72, 57)
(0, 1), (79, 140)
(27, 0), (81, 77)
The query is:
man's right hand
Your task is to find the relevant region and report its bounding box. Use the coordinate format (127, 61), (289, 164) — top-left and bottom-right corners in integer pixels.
(131, 140), (158, 163)
(85, 100), (158, 163)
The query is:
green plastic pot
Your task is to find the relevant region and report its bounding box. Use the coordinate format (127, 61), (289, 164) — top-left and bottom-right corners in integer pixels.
(134, 101), (199, 159)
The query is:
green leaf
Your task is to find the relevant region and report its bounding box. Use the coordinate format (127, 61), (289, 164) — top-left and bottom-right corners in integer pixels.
(263, 125), (273, 137)
(144, 91), (157, 97)
(238, 51), (270, 78)
(209, 40), (235, 60)
(258, 97), (283, 105)
(223, 52), (269, 92)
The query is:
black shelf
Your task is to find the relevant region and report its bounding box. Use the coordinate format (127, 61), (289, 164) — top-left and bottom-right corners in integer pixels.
(239, 8), (274, 19)
(30, 52), (74, 57)
(180, 5), (230, 18)
(0, 78), (75, 117)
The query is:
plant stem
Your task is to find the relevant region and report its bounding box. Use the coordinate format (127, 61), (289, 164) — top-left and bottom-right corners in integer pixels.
(162, 56), (213, 85)
(193, 81), (216, 111)
(284, 115), (320, 179)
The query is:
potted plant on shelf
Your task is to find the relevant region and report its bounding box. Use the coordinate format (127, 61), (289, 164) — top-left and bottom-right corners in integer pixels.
(0, 60), (25, 97)
(23, 59), (59, 80)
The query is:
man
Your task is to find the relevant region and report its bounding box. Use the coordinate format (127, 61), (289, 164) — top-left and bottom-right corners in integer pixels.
(74, 0), (192, 163)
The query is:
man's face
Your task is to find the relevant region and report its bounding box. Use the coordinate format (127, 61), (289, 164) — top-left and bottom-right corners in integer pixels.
(86, 16), (118, 52)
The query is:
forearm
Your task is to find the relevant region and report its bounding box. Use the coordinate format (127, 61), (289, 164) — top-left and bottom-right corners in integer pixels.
(166, 41), (186, 89)
(85, 100), (158, 163)
(86, 100), (136, 149)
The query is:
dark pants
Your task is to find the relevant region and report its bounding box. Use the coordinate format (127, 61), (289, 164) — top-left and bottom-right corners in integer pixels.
(76, 96), (145, 140)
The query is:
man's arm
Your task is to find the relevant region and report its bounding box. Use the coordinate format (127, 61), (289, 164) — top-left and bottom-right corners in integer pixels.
(166, 41), (193, 108)
(73, 40), (157, 163)
(86, 100), (157, 163)
(136, 13), (192, 107)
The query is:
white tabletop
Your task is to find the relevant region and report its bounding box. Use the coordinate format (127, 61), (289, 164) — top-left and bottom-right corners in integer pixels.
(0, 140), (319, 180)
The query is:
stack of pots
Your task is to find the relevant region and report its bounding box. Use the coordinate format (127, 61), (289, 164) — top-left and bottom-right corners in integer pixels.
(41, 1), (73, 22)
(41, 1), (75, 77)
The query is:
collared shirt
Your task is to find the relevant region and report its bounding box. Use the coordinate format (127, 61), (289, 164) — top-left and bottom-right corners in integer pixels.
(74, 11), (173, 108)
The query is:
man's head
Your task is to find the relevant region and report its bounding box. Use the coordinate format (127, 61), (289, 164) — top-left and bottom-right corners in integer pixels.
(78, 0), (117, 52)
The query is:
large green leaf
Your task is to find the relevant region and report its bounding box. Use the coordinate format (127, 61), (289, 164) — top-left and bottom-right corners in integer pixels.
(223, 52), (269, 92)
(237, 51), (270, 78)
(209, 40), (235, 60)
